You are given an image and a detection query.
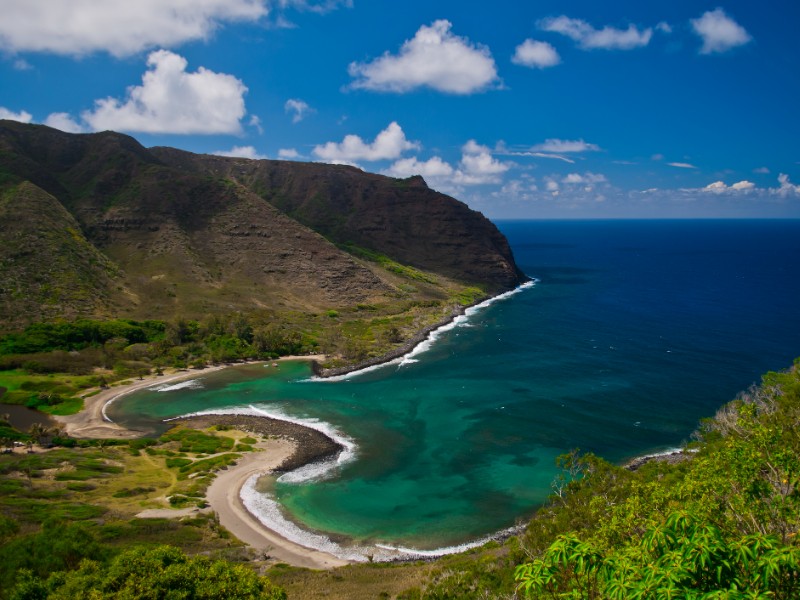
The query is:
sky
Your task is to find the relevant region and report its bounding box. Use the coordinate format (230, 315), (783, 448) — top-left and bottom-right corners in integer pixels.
(1, 0), (799, 219)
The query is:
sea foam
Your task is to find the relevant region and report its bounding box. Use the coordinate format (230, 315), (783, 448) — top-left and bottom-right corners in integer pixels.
(152, 379), (205, 392)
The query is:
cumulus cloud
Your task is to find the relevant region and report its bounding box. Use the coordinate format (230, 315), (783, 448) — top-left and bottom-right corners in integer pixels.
(213, 145), (266, 159)
(496, 178), (539, 201)
(278, 148), (301, 160)
(691, 8), (752, 54)
(656, 22), (673, 34)
(512, 39), (561, 69)
(43, 112), (86, 133)
(0, 0), (269, 57)
(531, 138), (601, 153)
(249, 115), (264, 134)
(0, 107), (32, 123)
(81, 50), (248, 134)
(539, 16), (652, 50)
(385, 156), (455, 179)
(285, 98), (313, 123)
(313, 122), (419, 163)
(774, 174), (800, 197)
(680, 175), (799, 198)
(348, 20), (499, 94)
(545, 178), (560, 194)
(562, 172), (607, 185)
(455, 140), (510, 185)
(668, 162), (697, 169)
(702, 180), (755, 193)
(384, 139), (510, 191)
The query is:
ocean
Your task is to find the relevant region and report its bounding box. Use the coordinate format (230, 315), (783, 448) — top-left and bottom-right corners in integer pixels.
(109, 219), (800, 559)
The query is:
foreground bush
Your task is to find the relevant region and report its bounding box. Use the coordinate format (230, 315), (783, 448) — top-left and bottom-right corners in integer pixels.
(10, 545), (286, 600)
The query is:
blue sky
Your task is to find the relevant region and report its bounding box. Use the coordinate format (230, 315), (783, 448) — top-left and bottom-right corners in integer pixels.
(1, 0), (799, 218)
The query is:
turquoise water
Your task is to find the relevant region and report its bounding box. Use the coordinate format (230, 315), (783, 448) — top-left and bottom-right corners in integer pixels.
(110, 220), (800, 556)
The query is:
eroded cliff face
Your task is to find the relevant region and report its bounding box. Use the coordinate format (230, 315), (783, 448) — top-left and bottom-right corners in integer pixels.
(0, 121), (525, 327)
(150, 148), (527, 292)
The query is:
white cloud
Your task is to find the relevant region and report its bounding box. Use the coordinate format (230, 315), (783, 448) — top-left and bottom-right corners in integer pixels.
(455, 142), (510, 185)
(651, 153), (664, 161)
(668, 162), (697, 169)
(512, 39), (560, 69)
(278, 148), (301, 159)
(562, 172), (607, 185)
(691, 8), (752, 54)
(44, 112), (86, 133)
(384, 138), (510, 191)
(680, 175), (800, 198)
(348, 20), (499, 94)
(539, 16), (652, 50)
(313, 122), (419, 162)
(0, 0), (269, 57)
(491, 177), (542, 203)
(656, 22), (673, 34)
(702, 180), (755, 194)
(753, 167), (770, 174)
(498, 150), (575, 164)
(385, 156), (455, 179)
(774, 174), (800, 197)
(462, 139), (491, 155)
(249, 115), (264, 134)
(0, 107), (32, 123)
(285, 98), (313, 123)
(213, 145), (266, 159)
(13, 59), (32, 70)
(81, 50), (248, 134)
(531, 138), (601, 153)
(731, 180), (755, 191)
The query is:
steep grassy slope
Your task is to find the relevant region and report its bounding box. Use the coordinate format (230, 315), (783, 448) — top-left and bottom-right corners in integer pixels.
(150, 147), (526, 292)
(0, 181), (129, 322)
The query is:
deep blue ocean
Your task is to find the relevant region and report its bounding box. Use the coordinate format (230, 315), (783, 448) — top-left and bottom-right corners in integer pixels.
(112, 219), (800, 557)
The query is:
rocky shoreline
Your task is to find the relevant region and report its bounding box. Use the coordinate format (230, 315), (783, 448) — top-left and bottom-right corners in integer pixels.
(623, 449), (695, 471)
(173, 414), (343, 473)
(311, 303), (472, 379)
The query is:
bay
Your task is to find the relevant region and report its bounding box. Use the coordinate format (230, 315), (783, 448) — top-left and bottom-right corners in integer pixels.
(109, 219), (800, 555)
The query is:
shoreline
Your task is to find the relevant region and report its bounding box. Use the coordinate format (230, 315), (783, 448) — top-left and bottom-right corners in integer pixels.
(312, 280), (536, 380)
(47, 284), (539, 567)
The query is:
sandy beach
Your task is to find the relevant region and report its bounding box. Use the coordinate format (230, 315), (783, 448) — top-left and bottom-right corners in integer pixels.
(205, 437), (350, 569)
(51, 355), (350, 569)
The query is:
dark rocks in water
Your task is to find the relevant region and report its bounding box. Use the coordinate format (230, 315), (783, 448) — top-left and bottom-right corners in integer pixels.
(173, 414), (342, 473)
(624, 450), (694, 471)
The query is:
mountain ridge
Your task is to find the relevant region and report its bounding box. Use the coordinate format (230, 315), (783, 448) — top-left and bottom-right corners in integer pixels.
(0, 120), (525, 329)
